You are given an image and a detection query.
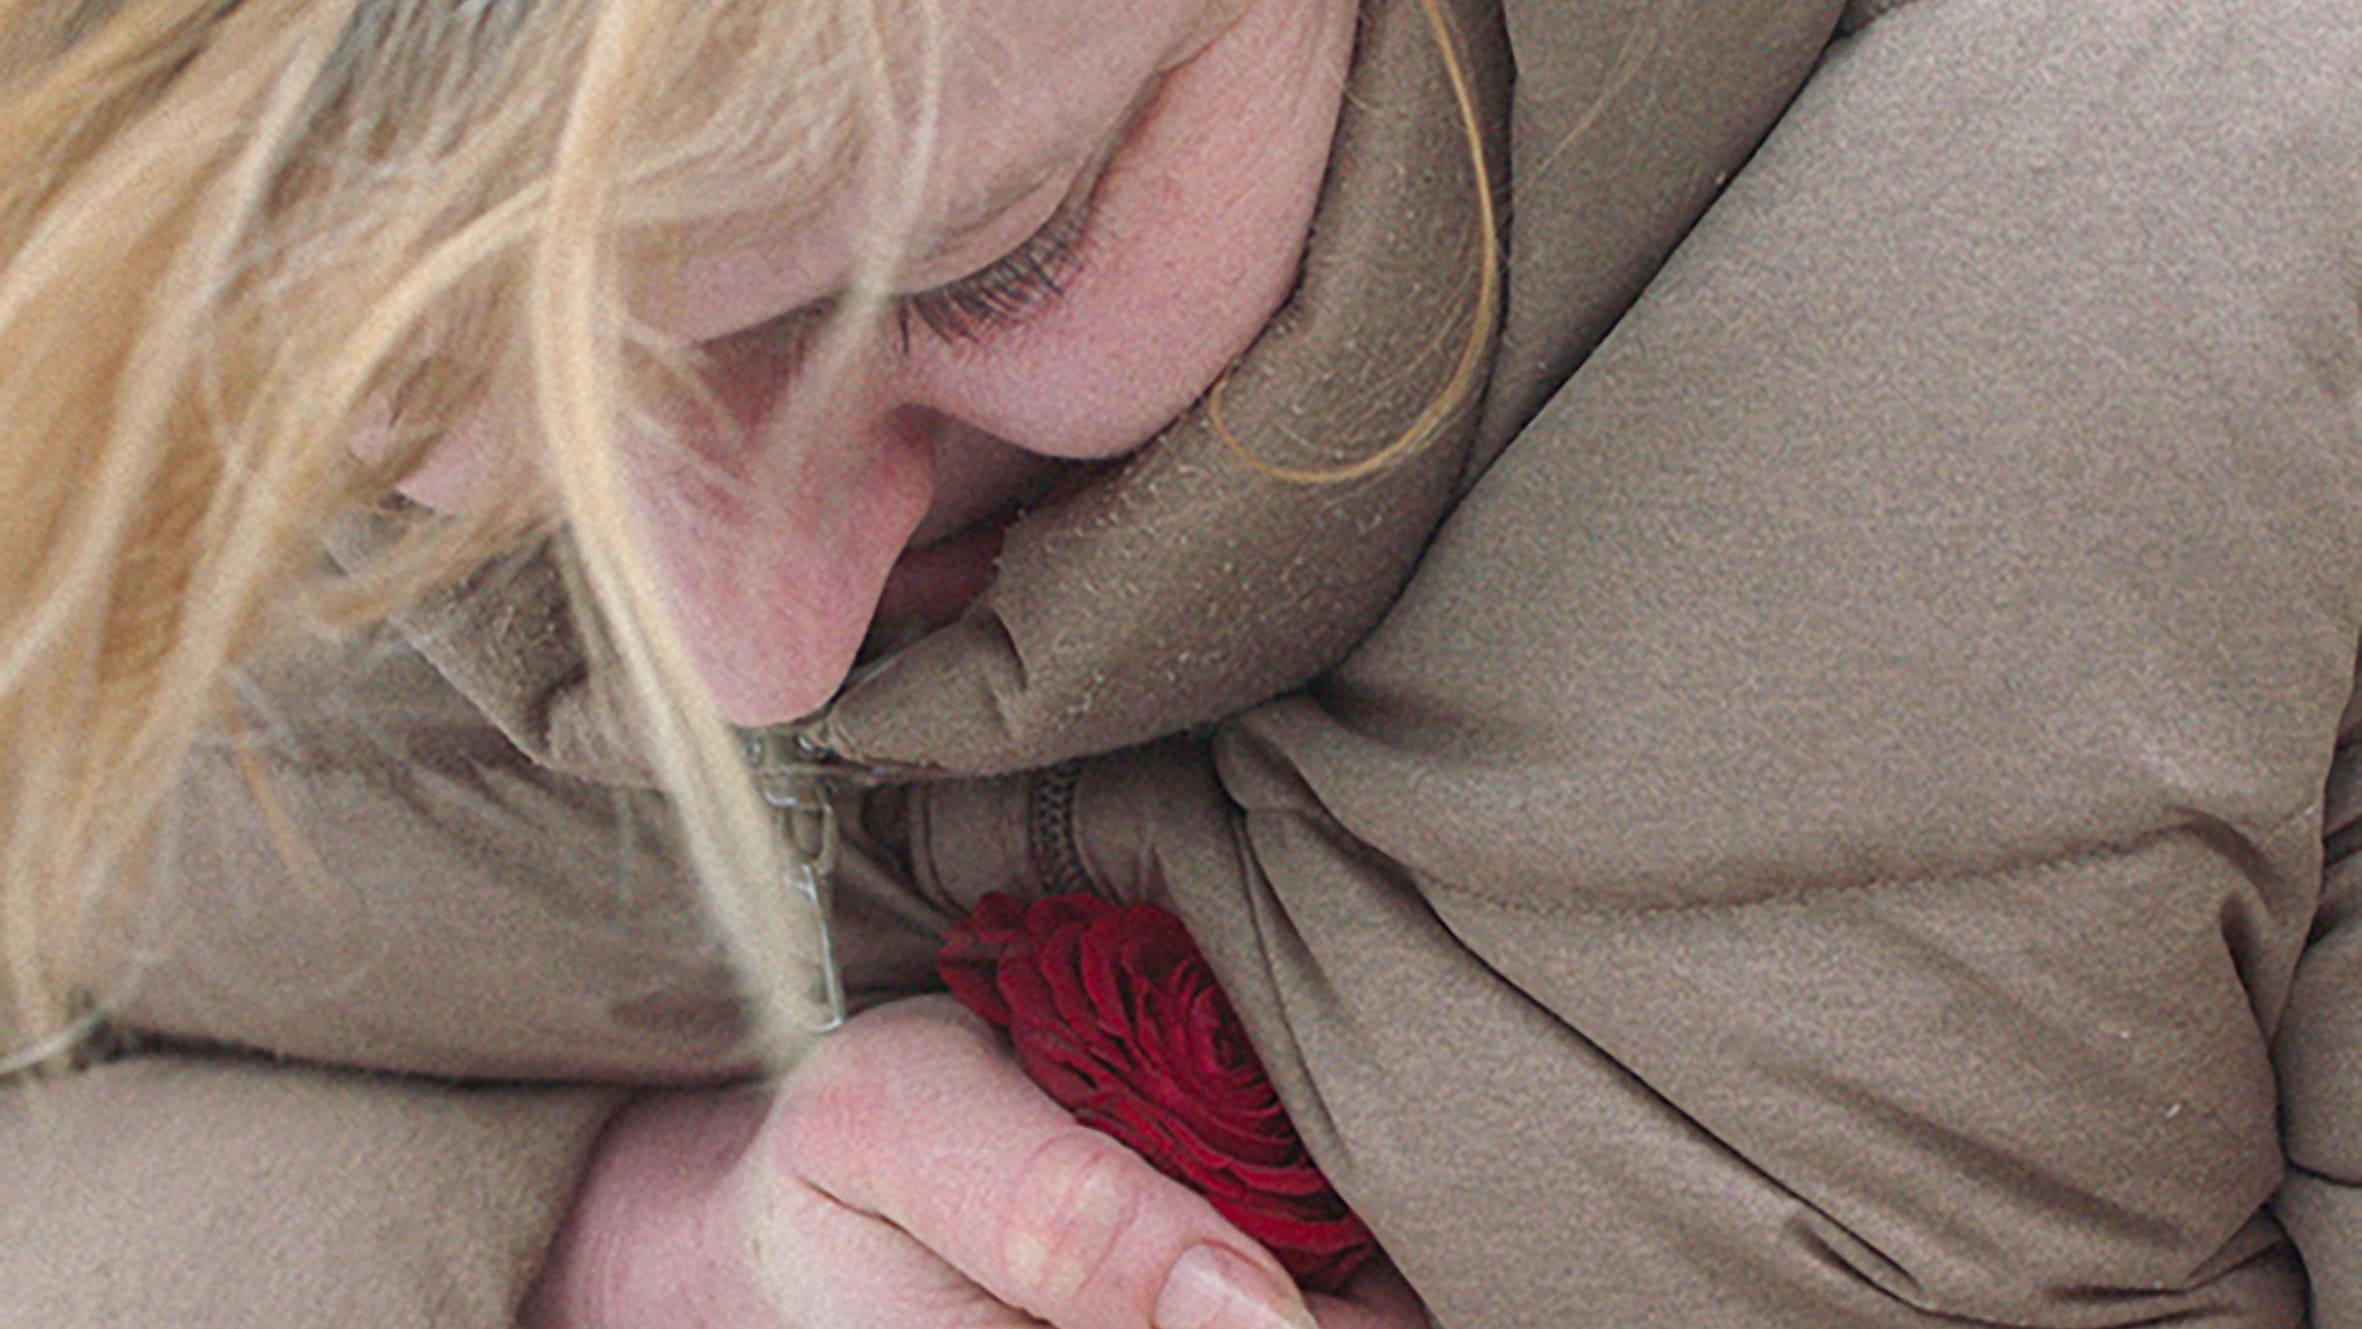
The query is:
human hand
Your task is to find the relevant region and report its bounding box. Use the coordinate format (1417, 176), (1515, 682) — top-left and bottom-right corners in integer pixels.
(525, 994), (1426, 1329)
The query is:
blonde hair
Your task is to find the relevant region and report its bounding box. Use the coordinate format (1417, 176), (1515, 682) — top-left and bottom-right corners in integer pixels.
(0, 0), (1494, 1071)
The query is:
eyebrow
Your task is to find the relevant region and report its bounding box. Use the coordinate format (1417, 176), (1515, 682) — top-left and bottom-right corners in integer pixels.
(699, 77), (1166, 346)
(916, 160), (1070, 269)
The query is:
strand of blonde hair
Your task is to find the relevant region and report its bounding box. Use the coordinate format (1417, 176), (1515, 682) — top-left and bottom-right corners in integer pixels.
(1208, 0), (1500, 485)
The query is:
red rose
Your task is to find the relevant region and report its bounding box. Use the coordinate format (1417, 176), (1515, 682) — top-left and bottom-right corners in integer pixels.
(938, 892), (1376, 1292)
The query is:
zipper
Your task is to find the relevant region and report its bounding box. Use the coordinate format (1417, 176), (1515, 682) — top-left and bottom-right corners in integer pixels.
(1028, 759), (1092, 896)
(737, 673), (1100, 1029)
(735, 709), (939, 1032)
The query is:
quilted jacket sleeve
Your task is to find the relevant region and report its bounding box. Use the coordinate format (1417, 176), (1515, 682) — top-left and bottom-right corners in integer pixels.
(95, 619), (948, 1081)
(0, 1058), (624, 1329)
(0, 625), (771, 1328)
(0, 519), (981, 1327)
(0, 630), (656, 1329)
(910, 3), (2362, 1325)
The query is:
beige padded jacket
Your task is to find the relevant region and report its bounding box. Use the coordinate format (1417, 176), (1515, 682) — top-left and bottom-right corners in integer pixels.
(9, 1), (2362, 1325)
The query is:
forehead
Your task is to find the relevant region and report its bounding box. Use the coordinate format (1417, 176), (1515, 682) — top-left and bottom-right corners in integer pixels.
(924, 0), (1238, 136)
(896, 0), (1233, 222)
(639, 0), (1240, 339)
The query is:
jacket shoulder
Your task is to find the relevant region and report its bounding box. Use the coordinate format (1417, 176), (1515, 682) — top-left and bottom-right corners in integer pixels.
(1200, 2), (2362, 1321)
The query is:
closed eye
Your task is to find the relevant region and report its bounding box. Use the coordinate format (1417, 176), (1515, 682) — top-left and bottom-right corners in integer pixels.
(709, 73), (1152, 360)
(893, 72), (1164, 349)
(895, 180), (1093, 346)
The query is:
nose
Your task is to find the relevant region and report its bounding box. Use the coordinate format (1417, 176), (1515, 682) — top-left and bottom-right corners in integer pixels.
(704, 314), (1073, 544)
(635, 322), (942, 723)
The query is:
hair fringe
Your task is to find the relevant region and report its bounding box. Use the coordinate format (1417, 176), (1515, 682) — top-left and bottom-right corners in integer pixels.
(0, 0), (880, 1070)
(0, 0), (1501, 1076)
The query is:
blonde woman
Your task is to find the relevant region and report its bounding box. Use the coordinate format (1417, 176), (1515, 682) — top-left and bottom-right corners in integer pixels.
(6, 0), (2361, 1326)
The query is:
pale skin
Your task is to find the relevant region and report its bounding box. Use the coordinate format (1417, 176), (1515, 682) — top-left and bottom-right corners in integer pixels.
(465, 0), (1429, 1326)
(407, 0), (1363, 723)
(524, 999), (1427, 1329)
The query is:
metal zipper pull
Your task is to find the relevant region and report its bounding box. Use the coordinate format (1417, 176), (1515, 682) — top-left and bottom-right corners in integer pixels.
(738, 725), (900, 1033)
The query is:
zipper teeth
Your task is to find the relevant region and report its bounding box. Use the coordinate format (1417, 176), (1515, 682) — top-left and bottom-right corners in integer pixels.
(1028, 760), (1093, 896)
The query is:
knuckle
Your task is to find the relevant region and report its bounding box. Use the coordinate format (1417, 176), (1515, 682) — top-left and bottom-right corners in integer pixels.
(864, 994), (1005, 1070)
(768, 999), (997, 1187)
(1002, 1132), (1151, 1311)
(768, 1045), (877, 1182)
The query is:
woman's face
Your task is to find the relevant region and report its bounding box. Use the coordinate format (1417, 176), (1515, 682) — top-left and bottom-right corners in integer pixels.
(402, 0), (1357, 724)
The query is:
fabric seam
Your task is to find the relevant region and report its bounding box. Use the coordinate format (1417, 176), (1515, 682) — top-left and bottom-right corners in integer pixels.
(2280, 1158), (2362, 1190)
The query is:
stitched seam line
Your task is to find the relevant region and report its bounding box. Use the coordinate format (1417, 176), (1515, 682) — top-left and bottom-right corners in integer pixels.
(1419, 799), (2326, 919)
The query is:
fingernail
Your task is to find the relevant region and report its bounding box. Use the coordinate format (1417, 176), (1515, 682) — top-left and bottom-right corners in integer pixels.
(1154, 1245), (1318, 1329)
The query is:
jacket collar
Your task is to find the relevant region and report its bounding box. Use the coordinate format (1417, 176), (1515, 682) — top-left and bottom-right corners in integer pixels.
(809, 0), (1512, 775)
(346, 0), (1513, 787)
(350, 0), (1856, 786)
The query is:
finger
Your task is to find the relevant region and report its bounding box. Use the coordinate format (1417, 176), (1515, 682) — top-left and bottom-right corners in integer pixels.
(751, 1172), (1051, 1329)
(768, 994), (1321, 1329)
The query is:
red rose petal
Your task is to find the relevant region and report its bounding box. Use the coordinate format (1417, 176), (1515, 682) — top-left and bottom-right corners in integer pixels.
(937, 893), (1377, 1295)
(1037, 926), (1109, 1041)
(937, 894), (1032, 1026)
(1024, 893), (1112, 942)
(1010, 1029), (1118, 1109)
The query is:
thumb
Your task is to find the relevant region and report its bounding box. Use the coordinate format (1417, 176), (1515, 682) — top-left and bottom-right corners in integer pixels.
(770, 995), (1320, 1329)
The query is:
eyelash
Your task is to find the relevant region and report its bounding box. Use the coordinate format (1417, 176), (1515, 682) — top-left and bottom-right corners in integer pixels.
(720, 133), (1120, 364)
(895, 186), (1094, 348)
